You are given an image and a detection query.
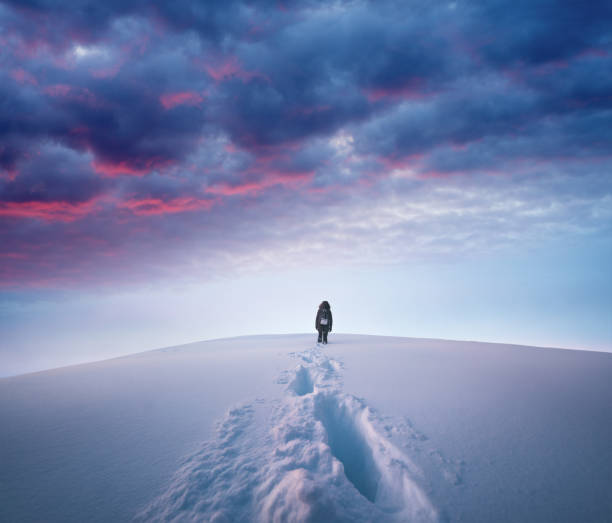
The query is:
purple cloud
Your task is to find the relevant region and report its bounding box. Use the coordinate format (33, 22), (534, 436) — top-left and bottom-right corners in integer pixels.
(0, 0), (611, 288)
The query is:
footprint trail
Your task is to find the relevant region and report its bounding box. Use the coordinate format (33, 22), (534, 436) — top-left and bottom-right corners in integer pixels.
(138, 346), (442, 522)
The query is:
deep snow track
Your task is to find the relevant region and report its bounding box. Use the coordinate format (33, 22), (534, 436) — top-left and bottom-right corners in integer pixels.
(138, 345), (442, 522)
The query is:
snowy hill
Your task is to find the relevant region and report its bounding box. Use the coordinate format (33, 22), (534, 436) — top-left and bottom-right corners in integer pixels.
(1, 334), (610, 522)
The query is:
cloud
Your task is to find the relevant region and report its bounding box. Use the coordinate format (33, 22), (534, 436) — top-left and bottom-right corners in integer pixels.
(0, 0), (610, 288)
(461, 0), (612, 67)
(0, 144), (106, 204)
(160, 91), (205, 110)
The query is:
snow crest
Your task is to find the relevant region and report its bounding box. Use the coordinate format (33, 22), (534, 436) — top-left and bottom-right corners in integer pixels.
(137, 346), (438, 522)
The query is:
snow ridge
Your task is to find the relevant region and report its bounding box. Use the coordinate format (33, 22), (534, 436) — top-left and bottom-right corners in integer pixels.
(137, 345), (438, 522)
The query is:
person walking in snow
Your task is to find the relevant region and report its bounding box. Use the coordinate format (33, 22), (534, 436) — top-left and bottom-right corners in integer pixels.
(315, 301), (333, 344)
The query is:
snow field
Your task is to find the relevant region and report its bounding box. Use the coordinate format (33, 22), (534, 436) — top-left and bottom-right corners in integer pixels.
(2, 334), (609, 522)
(139, 345), (439, 522)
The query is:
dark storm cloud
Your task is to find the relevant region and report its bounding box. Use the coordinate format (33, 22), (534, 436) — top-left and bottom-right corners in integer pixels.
(355, 48), (612, 168)
(355, 80), (537, 159)
(64, 78), (206, 173)
(525, 53), (612, 114)
(3, 0), (608, 167)
(0, 37), (209, 173)
(215, 2), (458, 147)
(0, 145), (105, 203)
(0, 0), (611, 286)
(1, 0), (287, 50)
(0, 72), (51, 170)
(462, 0), (612, 66)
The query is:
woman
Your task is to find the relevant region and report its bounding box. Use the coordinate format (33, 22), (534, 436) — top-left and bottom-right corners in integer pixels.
(315, 301), (333, 344)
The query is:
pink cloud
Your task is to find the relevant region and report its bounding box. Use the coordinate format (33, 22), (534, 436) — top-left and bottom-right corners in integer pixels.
(288, 105), (331, 116)
(241, 141), (302, 162)
(10, 68), (38, 85)
(44, 84), (108, 108)
(577, 47), (609, 59)
(92, 161), (150, 177)
(1, 165), (19, 181)
(160, 91), (205, 110)
(374, 153), (475, 180)
(200, 55), (269, 83)
(0, 252), (28, 260)
(91, 158), (173, 177)
(205, 181), (268, 196)
(69, 125), (91, 137)
(0, 199), (100, 222)
(378, 154), (424, 171)
(44, 84), (72, 97)
(364, 79), (433, 102)
(206, 170), (313, 196)
(206, 141), (315, 196)
(531, 60), (570, 76)
(119, 197), (215, 215)
(90, 63), (122, 79)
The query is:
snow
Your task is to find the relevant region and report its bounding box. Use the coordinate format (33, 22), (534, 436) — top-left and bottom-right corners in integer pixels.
(1, 334), (610, 522)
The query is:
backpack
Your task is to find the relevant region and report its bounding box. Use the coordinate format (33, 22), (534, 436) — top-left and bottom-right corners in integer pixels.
(320, 308), (329, 326)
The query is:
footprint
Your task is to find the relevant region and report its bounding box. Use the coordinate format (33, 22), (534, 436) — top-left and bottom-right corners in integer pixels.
(314, 392), (437, 520)
(314, 394), (381, 503)
(288, 365), (314, 396)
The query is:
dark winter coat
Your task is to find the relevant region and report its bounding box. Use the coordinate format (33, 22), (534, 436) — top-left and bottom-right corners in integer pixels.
(315, 302), (333, 332)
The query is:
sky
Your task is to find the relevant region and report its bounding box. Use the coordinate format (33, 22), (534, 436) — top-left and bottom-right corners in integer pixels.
(1, 0), (611, 376)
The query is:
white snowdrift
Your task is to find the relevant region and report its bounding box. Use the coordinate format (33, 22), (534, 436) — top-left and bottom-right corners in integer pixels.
(1, 334), (610, 522)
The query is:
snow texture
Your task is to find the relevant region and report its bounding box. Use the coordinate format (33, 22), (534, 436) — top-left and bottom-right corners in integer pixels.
(137, 346), (438, 522)
(1, 334), (611, 522)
